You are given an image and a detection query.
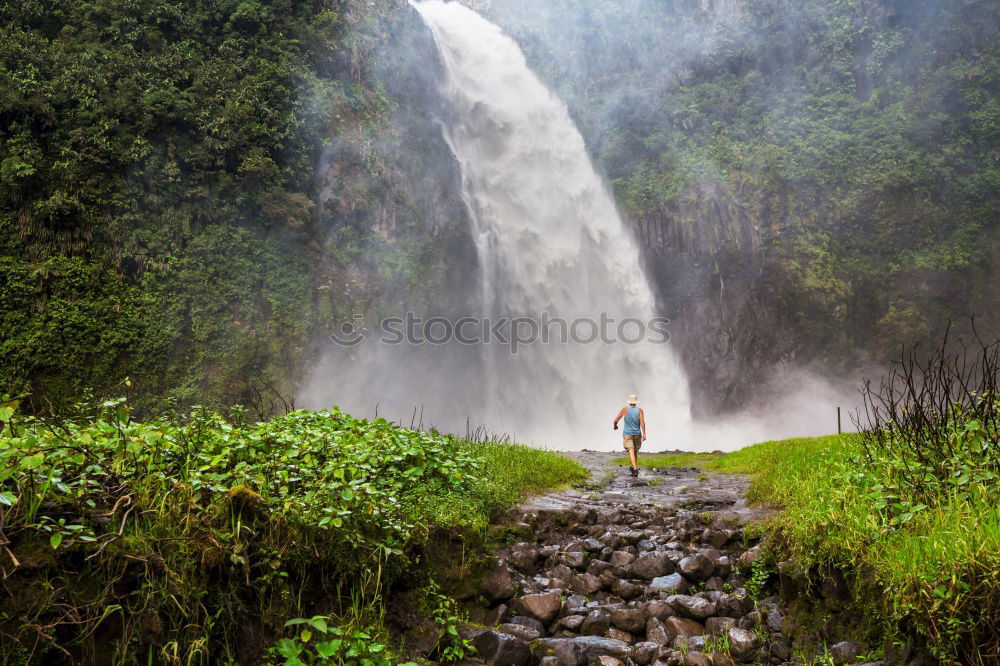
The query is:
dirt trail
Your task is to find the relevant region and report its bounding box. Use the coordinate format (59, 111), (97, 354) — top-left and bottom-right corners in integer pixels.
(464, 452), (881, 666)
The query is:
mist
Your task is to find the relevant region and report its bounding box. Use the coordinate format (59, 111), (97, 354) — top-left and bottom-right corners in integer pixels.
(299, 0), (992, 451)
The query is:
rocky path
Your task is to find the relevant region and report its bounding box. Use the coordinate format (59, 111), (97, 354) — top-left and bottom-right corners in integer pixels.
(466, 451), (873, 666)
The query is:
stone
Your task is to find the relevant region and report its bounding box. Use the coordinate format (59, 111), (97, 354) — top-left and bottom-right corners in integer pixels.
(715, 556), (732, 578)
(672, 635), (707, 652)
(682, 651), (711, 666)
(766, 610), (782, 632)
(498, 622), (542, 642)
(510, 548), (538, 573)
(637, 538), (657, 552)
(512, 592), (563, 624)
(667, 595), (716, 620)
(473, 630), (530, 666)
(713, 593), (744, 618)
(510, 615), (545, 633)
(561, 615), (585, 631)
(484, 603), (508, 627)
(704, 576), (725, 591)
(630, 552), (672, 580)
(770, 641), (790, 660)
(609, 606), (647, 633)
(539, 657), (562, 666)
(481, 565), (516, 604)
(711, 650), (737, 666)
(618, 530), (644, 544)
(677, 554), (714, 580)
(632, 641), (659, 665)
(583, 538), (604, 552)
(663, 617), (704, 637)
(606, 627), (633, 644)
(609, 551), (637, 568)
(549, 564), (575, 581)
(568, 635), (631, 661)
(736, 545), (761, 571)
(646, 600), (672, 620)
(596, 657), (624, 666)
(611, 579), (642, 600)
(727, 627), (761, 662)
(588, 560), (613, 576)
(565, 594), (587, 611)
(649, 573), (686, 594)
(561, 551), (587, 569)
(705, 617), (735, 636)
(739, 611), (760, 629)
(645, 618), (671, 645)
(581, 609), (611, 636)
(572, 572), (604, 595)
(531, 638), (588, 666)
(830, 641), (860, 664)
(705, 529), (733, 548)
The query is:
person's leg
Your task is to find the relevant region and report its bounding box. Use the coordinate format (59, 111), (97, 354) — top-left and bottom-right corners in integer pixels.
(628, 447), (638, 470)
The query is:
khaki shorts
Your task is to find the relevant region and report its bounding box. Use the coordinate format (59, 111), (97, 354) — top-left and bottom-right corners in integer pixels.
(623, 435), (641, 451)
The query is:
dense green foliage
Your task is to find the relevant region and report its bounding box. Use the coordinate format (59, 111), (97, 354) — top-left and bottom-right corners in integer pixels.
(0, 398), (585, 663)
(0, 0), (456, 415)
(713, 430), (999, 663)
(482, 0), (1000, 404)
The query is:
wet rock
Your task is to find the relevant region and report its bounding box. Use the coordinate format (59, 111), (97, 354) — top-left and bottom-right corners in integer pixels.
(596, 656), (624, 666)
(473, 630), (530, 666)
(484, 603), (508, 627)
(565, 594), (587, 612)
(611, 579), (643, 600)
(704, 576), (725, 591)
(610, 607), (647, 633)
(649, 573), (686, 594)
(715, 556), (732, 578)
(704, 617), (735, 636)
(632, 642), (659, 665)
(645, 618), (671, 645)
(549, 564), (575, 581)
(569, 635), (631, 661)
(532, 638), (587, 666)
(561, 615), (585, 632)
(618, 530), (644, 544)
(727, 627), (760, 662)
(583, 538), (604, 552)
(738, 610), (760, 629)
(678, 554), (714, 580)
(711, 650), (736, 666)
(770, 641), (790, 660)
(539, 657), (562, 666)
(498, 622), (541, 642)
(672, 635), (707, 652)
(766, 610), (782, 632)
(510, 615), (545, 633)
(630, 552), (672, 580)
(637, 538), (657, 552)
(510, 548), (538, 573)
(705, 528), (733, 548)
(830, 641), (859, 664)
(663, 617), (704, 637)
(713, 593), (744, 618)
(609, 551), (637, 568)
(481, 565), (516, 604)
(606, 627), (633, 644)
(572, 573), (603, 596)
(682, 651), (711, 666)
(736, 545), (761, 571)
(561, 551), (587, 569)
(666, 595), (716, 620)
(512, 592), (562, 624)
(581, 609), (611, 636)
(588, 560), (613, 576)
(642, 600), (669, 620)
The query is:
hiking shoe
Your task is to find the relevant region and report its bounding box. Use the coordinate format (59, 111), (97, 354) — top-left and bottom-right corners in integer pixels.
(630, 467), (639, 477)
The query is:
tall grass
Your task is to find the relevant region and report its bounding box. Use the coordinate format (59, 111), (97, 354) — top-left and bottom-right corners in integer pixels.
(715, 435), (999, 663)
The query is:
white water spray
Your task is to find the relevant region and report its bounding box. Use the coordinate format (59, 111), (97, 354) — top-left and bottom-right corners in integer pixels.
(410, 0), (691, 447)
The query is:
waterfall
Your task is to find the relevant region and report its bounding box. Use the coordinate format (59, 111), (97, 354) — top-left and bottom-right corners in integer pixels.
(410, 0), (693, 448)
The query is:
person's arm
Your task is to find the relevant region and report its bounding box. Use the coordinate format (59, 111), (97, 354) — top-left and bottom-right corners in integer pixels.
(613, 407), (626, 429)
(640, 408), (647, 440)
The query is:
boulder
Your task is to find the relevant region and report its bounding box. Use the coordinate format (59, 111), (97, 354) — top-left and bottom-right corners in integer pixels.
(830, 641), (860, 664)
(568, 635), (631, 661)
(632, 642), (659, 665)
(498, 622), (541, 642)
(512, 592), (562, 624)
(606, 627), (633, 644)
(510, 548), (538, 573)
(610, 607), (647, 633)
(663, 617), (704, 637)
(630, 552), (672, 580)
(736, 545), (761, 571)
(682, 651), (711, 666)
(677, 554), (714, 581)
(711, 650), (737, 666)
(481, 565), (516, 604)
(726, 627), (760, 662)
(645, 618), (671, 645)
(611, 579), (643, 600)
(473, 630), (530, 666)
(572, 573), (603, 595)
(560, 615), (585, 632)
(561, 551), (587, 570)
(704, 617), (735, 636)
(510, 615), (545, 633)
(766, 610), (782, 633)
(646, 600), (672, 620)
(596, 657), (624, 666)
(609, 551), (637, 568)
(666, 595), (716, 620)
(484, 603), (508, 627)
(531, 638), (587, 666)
(672, 635), (707, 652)
(581, 609), (611, 636)
(649, 574), (686, 594)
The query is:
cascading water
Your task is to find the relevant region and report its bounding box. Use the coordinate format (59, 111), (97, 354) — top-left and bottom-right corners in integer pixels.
(409, 0), (693, 448)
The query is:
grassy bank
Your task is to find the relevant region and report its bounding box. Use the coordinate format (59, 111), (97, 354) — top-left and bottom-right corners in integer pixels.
(0, 399), (585, 664)
(634, 434), (998, 663)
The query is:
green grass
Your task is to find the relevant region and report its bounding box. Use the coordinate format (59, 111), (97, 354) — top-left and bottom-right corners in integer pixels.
(611, 452), (724, 469)
(716, 434), (999, 663)
(0, 399), (585, 663)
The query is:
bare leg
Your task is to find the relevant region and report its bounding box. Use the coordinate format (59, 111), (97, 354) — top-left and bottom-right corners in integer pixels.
(628, 449), (638, 470)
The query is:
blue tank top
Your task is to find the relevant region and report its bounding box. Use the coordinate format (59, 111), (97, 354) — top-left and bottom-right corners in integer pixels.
(623, 406), (641, 435)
